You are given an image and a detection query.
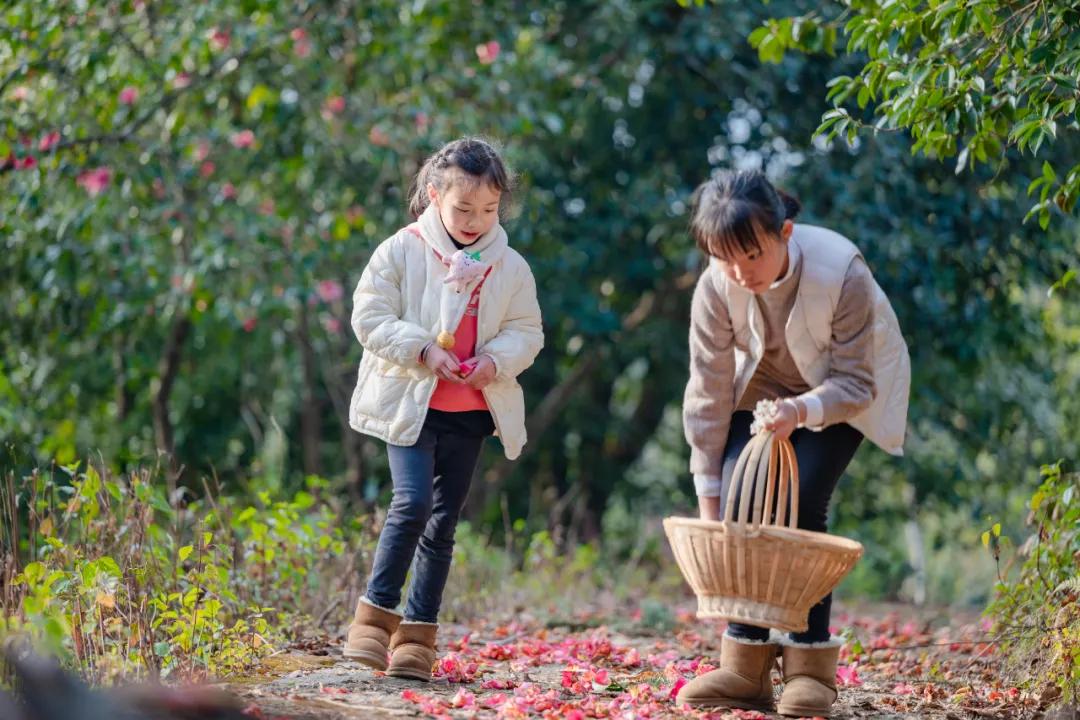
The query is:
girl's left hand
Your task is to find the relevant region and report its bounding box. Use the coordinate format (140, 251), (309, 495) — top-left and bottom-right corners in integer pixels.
(462, 355), (496, 389)
(763, 399), (798, 440)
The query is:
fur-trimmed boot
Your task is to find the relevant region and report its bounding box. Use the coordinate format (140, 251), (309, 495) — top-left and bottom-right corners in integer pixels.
(777, 637), (842, 718)
(675, 632), (778, 711)
(387, 621), (438, 682)
(342, 597), (402, 670)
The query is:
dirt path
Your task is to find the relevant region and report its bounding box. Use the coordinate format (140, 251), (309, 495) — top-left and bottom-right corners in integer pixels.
(231, 603), (1046, 720)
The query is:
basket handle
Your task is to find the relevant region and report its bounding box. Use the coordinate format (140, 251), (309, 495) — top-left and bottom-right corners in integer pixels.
(722, 431), (800, 529)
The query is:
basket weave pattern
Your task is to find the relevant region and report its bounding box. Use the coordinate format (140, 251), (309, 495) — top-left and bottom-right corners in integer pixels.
(664, 432), (863, 632)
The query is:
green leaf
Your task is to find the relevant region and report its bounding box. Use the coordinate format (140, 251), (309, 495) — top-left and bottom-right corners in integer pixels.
(1048, 269), (1076, 298)
(246, 84), (275, 111)
(98, 556), (122, 578)
(1043, 161), (1057, 183)
(178, 545), (193, 562)
(955, 144), (969, 174)
(857, 85), (871, 108)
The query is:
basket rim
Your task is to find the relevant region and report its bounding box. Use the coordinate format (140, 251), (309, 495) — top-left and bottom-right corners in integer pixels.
(663, 515), (864, 553)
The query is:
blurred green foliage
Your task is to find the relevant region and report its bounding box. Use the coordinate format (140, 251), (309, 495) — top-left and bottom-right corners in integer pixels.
(1, 0), (1078, 609)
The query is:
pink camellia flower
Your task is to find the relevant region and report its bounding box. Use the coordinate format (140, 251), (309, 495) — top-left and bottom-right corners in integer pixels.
(480, 693), (508, 709)
(119, 86), (138, 105)
(208, 27), (230, 52)
(11, 86), (29, 101)
(321, 95), (345, 119)
(291, 28), (311, 58)
(220, 182), (237, 200)
(15, 156), (37, 170)
(38, 131), (60, 152)
(230, 129), (255, 149)
(316, 279), (344, 303)
(476, 40), (500, 64)
(76, 167), (112, 196)
(194, 140), (211, 162)
(449, 689), (475, 709)
(836, 664), (863, 687)
(200, 161), (215, 178)
(243, 317), (257, 332)
(368, 126), (390, 147)
(172, 72), (192, 89)
(322, 316), (341, 334)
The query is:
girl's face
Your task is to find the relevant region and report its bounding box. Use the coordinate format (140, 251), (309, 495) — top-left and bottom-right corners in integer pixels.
(428, 175), (501, 245)
(715, 220), (793, 294)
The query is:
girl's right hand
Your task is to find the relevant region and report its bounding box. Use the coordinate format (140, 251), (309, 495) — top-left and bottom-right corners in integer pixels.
(423, 344), (466, 383)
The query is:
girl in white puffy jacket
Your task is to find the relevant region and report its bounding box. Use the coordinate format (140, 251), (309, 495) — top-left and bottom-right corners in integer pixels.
(342, 138), (543, 680)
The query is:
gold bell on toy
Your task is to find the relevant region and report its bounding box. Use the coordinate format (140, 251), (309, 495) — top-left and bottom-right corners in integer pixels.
(436, 331), (455, 350)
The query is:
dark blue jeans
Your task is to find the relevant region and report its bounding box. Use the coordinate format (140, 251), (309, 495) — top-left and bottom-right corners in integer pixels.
(721, 411), (863, 644)
(364, 424), (485, 623)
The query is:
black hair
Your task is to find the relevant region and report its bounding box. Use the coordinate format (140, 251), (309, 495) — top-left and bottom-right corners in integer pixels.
(689, 169), (801, 260)
(408, 136), (514, 218)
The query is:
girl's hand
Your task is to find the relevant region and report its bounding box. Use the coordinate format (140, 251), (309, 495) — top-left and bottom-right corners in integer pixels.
(424, 345), (466, 383)
(763, 398), (799, 440)
(462, 355), (497, 389)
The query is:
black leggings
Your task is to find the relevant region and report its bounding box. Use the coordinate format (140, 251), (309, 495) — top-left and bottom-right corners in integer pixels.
(721, 410), (863, 644)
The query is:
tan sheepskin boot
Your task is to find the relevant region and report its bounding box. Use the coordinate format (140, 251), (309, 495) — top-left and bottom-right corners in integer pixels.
(387, 621), (438, 681)
(675, 632), (778, 711)
(777, 638), (841, 718)
(342, 597), (402, 670)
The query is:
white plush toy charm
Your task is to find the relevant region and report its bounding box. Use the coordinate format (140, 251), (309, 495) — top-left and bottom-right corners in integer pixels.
(436, 250), (487, 350)
(443, 250), (487, 293)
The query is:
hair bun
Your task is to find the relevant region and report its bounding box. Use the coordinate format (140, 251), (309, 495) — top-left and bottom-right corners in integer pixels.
(776, 189), (801, 220)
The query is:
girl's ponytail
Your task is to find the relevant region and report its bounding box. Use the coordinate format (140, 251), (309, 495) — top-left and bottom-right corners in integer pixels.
(408, 146), (447, 218)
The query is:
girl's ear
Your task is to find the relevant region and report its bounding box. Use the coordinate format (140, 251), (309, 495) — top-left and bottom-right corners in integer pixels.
(427, 182), (440, 207)
(780, 219), (794, 241)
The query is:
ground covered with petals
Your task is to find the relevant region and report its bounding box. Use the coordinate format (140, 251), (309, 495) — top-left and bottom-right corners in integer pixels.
(232, 603), (1046, 720)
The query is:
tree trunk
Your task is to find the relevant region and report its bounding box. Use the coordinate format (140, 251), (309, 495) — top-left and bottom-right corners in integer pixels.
(152, 313), (190, 468)
(902, 481), (927, 605)
(296, 305), (323, 476)
(570, 374), (615, 543)
(113, 335), (132, 422)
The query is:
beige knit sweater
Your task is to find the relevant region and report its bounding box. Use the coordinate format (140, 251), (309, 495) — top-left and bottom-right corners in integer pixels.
(683, 244), (876, 486)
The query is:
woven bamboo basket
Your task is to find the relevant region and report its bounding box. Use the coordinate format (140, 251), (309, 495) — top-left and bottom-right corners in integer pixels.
(664, 431), (863, 632)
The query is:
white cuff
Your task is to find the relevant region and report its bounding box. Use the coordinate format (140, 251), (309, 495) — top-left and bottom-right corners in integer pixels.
(798, 395), (824, 428)
(694, 474), (723, 497)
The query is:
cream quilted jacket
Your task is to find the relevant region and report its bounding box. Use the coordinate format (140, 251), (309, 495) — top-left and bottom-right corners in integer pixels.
(349, 205), (544, 458)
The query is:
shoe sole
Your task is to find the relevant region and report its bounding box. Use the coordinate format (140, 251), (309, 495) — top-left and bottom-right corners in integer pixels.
(680, 698), (775, 712)
(777, 703), (830, 718)
(342, 648), (388, 671)
(386, 667), (431, 682)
